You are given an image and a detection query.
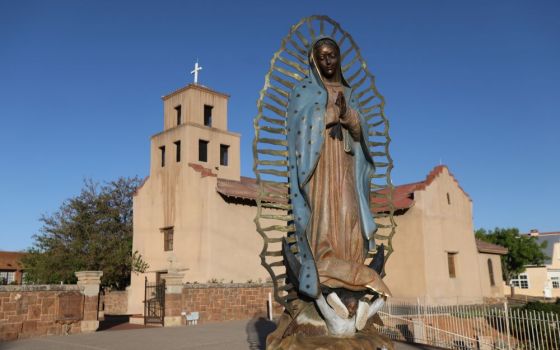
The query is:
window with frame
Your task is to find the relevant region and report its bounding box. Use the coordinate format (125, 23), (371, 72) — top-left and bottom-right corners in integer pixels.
(487, 258), (495, 286)
(552, 277), (560, 289)
(175, 105), (182, 125)
(199, 140), (208, 162)
(220, 144), (229, 166)
(204, 105), (213, 127)
(510, 273), (529, 289)
(162, 227), (174, 251)
(0, 271), (15, 285)
(448, 252), (457, 278)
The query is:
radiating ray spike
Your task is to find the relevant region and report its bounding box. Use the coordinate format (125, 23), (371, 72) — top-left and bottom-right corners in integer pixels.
(367, 120), (385, 129)
(262, 102), (286, 118)
(271, 74), (295, 90)
(352, 74), (368, 90)
(259, 126), (286, 135)
(257, 160), (288, 167)
(319, 19), (325, 35)
(259, 214), (293, 221)
(307, 18), (316, 41)
(342, 54), (359, 72)
(374, 162), (389, 167)
(261, 202), (291, 210)
(259, 180), (289, 188)
(261, 225), (295, 233)
(268, 261), (285, 267)
(364, 110), (382, 119)
(260, 115), (285, 127)
(273, 66), (303, 81)
(337, 33), (347, 47)
(257, 149), (288, 157)
(341, 47), (353, 61)
(330, 25), (338, 38)
(279, 284), (293, 291)
(370, 152), (387, 157)
(294, 30), (309, 48)
(257, 138), (288, 147)
(270, 85), (290, 99)
(347, 69), (362, 84)
(354, 88), (369, 100)
(368, 130), (385, 136)
(359, 95), (375, 107)
(277, 56), (307, 76)
(284, 48), (308, 66)
(363, 105), (381, 114)
(287, 38), (307, 56)
(259, 169), (288, 178)
(264, 91), (288, 108)
(265, 250), (283, 257)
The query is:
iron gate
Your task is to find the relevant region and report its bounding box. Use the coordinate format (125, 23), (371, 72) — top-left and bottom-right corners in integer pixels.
(144, 277), (165, 326)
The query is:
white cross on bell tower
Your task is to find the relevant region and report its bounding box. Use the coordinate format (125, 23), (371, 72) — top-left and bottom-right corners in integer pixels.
(191, 59), (203, 84)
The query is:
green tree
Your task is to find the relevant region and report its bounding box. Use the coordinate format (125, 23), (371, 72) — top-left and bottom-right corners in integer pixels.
(475, 227), (548, 283)
(22, 177), (148, 289)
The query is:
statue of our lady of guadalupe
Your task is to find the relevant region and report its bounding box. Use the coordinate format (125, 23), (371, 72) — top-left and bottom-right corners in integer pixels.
(254, 16), (395, 349)
(284, 35), (390, 331)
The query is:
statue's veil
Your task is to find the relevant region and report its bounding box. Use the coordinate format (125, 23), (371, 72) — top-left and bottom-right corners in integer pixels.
(253, 15), (395, 310)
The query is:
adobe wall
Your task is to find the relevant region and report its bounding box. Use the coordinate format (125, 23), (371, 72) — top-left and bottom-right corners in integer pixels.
(382, 207), (428, 302)
(180, 283), (283, 324)
(416, 168), (484, 304)
(477, 253), (506, 300)
(129, 167), (271, 314)
(0, 285), (85, 341)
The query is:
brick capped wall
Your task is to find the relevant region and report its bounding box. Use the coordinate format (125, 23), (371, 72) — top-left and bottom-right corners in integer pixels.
(103, 290), (128, 315)
(181, 283), (283, 324)
(0, 285), (84, 341)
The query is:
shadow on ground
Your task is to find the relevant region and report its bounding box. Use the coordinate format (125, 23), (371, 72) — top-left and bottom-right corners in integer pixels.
(245, 314), (277, 350)
(99, 315), (152, 331)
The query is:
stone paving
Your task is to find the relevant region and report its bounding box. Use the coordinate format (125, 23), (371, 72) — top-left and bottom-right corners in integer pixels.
(1, 318), (443, 350)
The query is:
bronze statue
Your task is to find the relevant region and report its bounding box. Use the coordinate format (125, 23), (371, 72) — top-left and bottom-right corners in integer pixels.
(254, 16), (396, 349)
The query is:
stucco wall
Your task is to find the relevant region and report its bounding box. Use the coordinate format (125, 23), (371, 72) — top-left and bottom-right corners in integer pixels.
(129, 169), (270, 314)
(163, 85), (228, 131)
(382, 206), (427, 302)
(417, 168), (484, 304)
(384, 168), (497, 305)
(477, 253), (505, 300)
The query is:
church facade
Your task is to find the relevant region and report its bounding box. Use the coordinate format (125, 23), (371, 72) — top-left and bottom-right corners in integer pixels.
(128, 83), (506, 314)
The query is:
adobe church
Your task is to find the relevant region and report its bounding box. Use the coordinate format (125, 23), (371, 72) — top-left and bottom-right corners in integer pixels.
(128, 82), (506, 315)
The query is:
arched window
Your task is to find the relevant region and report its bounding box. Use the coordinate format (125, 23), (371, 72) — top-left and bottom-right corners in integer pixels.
(487, 258), (495, 286)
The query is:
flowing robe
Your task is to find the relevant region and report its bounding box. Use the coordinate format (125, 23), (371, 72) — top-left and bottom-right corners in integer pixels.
(287, 64), (386, 298)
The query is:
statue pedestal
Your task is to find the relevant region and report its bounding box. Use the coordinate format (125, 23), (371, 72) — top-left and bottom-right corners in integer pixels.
(267, 306), (394, 350)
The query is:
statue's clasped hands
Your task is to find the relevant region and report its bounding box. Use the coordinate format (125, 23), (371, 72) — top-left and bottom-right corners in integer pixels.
(335, 91), (347, 122)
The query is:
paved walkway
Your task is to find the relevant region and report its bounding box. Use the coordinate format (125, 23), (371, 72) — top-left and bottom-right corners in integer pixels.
(2, 318), (442, 350)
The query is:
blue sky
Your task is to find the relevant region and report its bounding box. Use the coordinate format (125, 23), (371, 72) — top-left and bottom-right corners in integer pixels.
(1, 0), (559, 251)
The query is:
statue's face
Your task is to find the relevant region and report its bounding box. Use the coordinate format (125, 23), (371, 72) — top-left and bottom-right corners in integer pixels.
(314, 43), (339, 82)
